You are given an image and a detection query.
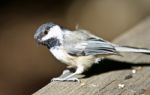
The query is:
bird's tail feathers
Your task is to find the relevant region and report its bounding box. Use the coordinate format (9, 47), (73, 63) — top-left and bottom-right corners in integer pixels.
(115, 45), (150, 55)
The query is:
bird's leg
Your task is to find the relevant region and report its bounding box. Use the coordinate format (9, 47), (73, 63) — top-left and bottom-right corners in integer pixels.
(51, 69), (73, 81)
(58, 69), (73, 78)
(52, 65), (84, 82)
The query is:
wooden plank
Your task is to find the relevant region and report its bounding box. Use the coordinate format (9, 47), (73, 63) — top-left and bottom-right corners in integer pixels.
(33, 16), (150, 95)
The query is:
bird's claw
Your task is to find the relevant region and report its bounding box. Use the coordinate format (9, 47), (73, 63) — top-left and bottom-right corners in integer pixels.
(51, 77), (80, 82)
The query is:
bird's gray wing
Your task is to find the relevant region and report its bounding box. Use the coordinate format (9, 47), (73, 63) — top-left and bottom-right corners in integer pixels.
(63, 29), (118, 56)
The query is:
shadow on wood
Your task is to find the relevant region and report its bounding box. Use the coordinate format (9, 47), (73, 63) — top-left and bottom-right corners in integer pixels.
(84, 58), (150, 78)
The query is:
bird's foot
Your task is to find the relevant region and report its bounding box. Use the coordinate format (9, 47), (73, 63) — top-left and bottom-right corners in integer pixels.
(51, 77), (80, 82)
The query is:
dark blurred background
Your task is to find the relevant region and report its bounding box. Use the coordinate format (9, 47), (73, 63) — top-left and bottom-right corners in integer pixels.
(0, 0), (150, 95)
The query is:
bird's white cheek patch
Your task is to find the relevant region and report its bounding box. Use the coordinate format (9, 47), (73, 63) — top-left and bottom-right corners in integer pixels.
(41, 32), (52, 41)
(41, 26), (62, 41)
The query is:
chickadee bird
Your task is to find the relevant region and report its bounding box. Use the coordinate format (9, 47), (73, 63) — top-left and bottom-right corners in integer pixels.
(34, 22), (150, 82)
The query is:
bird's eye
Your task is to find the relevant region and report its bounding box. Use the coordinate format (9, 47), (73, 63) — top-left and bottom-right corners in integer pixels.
(44, 30), (48, 35)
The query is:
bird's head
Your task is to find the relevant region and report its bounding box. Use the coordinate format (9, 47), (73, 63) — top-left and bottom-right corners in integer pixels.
(34, 22), (64, 49)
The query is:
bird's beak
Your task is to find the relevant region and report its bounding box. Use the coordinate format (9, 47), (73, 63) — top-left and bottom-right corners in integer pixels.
(35, 38), (48, 47)
(35, 38), (44, 45)
(34, 33), (43, 44)
(34, 39), (41, 47)
(34, 32), (47, 46)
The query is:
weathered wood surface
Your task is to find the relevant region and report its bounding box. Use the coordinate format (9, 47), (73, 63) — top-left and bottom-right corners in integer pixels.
(33, 16), (150, 95)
